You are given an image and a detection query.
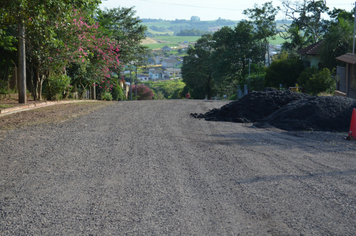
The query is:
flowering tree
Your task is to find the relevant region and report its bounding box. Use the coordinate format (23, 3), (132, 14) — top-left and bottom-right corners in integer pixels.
(24, 8), (122, 99)
(129, 84), (154, 100)
(57, 9), (121, 97)
(0, 0), (101, 102)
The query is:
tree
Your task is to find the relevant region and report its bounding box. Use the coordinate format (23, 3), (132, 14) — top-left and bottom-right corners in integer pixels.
(305, 68), (335, 95)
(281, 0), (329, 43)
(0, 0), (101, 103)
(282, 25), (310, 53)
(129, 84), (153, 100)
(243, 2), (280, 65)
(319, 11), (354, 70)
(182, 34), (215, 99)
(265, 54), (304, 88)
(97, 7), (148, 71)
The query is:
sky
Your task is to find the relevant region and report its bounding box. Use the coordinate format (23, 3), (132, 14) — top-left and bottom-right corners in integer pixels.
(99, 0), (355, 21)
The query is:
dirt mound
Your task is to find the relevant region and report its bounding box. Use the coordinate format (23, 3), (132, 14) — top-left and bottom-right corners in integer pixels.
(256, 96), (356, 132)
(191, 90), (356, 132)
(191, 90), (311, 122)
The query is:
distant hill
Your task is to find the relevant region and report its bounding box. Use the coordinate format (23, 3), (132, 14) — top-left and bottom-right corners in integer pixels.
(141, 18), (239, 37)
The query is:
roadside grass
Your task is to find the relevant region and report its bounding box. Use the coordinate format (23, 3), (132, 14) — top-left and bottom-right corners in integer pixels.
(0, 104), (15, 109)
(0, 101), (114, 137)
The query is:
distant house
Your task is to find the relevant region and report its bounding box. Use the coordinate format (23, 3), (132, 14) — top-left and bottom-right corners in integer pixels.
(155, 56), (163, 64)
(146, 58), (155, 65)
(149, 69), (163, 80)
(162, 46), (172, 52)
(137, 74), (149, 82)
(119, 80), (130, 99)
(164, 68), (182, 78)
(297, 41), (323, 69)
(162, 59), (178, 69)
(335, 53), (356, 99)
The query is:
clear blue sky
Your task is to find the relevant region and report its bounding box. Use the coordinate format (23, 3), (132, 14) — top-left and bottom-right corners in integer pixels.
(99, 0), (355, 21)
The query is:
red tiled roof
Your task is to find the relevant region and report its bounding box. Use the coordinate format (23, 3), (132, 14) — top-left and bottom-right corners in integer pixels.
(335, 53), (356, 64)
(297, 41), (323, 55)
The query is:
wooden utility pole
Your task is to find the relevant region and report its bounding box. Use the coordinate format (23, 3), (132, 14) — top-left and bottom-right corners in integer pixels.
(353, 2), (356, 54)
(18, 21), (26, 103)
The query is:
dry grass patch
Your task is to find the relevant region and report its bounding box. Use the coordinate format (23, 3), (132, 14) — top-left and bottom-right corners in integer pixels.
(0, 101), (114, 136)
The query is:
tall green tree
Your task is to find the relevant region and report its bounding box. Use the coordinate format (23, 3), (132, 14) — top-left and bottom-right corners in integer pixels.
(319, 9), (354, 70)
(97, 7), (148, 71)
(0, 0), (100, 102)
(182, 34), (215, 99)
(211, 21), (263, 93)
(243, 1), (280, 65)
(281, 0), (329, 44)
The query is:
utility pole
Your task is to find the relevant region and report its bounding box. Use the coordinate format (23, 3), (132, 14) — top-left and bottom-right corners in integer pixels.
(129, 68), (132, 101)
(353, 2), (356, 54)
(18, 21), (26, 103)
(135, 66), (138, 97)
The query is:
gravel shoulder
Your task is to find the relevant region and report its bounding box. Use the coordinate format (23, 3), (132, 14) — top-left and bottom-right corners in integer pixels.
(1, 100), (356, 235)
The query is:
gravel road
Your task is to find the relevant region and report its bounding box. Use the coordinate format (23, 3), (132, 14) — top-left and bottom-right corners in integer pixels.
(1, 99), (356, 235)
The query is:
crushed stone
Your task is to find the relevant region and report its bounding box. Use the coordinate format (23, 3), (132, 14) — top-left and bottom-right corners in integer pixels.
(191, 90), (356, 132)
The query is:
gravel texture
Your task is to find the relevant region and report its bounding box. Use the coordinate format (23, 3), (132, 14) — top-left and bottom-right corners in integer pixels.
(1, 100), (356, 235)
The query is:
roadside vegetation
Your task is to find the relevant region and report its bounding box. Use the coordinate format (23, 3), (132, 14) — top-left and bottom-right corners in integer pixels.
(0, 0), (354, 103)
(181, 1), (353, 99)
(0, 1), (148, 102)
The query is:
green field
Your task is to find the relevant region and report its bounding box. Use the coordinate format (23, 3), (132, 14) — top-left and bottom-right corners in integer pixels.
(142, 34), (286, 50)
(142, 36), (202, 50)
(155, 36), (201, 43)
(269, 35), (287, 45)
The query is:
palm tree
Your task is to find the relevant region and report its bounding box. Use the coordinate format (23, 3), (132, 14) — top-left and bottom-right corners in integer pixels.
(319, 17), (353, 70)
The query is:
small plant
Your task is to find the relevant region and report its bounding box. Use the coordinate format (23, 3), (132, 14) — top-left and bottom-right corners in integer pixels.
(46, 74), (71, 100)
(101, 92), (113, 101)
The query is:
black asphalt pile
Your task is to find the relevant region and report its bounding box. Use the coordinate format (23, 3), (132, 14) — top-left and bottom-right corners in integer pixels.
(191, 90), (311, 123)
(256, 96), (356, 132)
(191, 90), (356, 132)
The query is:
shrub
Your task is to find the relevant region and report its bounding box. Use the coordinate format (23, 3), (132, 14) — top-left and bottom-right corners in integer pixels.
(101, 92), (113, 101)
(229, 94), (237, 100)
(305, 68), (335, 95)
(297, 66), (318, 89)
(129, 84), (154, 100)
(112, 84), (124, 101)
(265, 58), (304, 88)
(46, 74), (71, 100)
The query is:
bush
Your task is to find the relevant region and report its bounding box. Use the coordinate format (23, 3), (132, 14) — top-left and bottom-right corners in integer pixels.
(305, 68), (335, 95)
(265, 58), (304, 88)
(112, 84), (124, 101)
(101, 92), (113, 101)
(46, 74), (71, 100)
(297, 66), (318, 89)
(129, 84), (154, 100)
(229, 94), (237, 100)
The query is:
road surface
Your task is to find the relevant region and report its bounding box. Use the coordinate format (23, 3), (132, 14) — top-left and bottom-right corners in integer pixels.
(1, 100), (356, 235)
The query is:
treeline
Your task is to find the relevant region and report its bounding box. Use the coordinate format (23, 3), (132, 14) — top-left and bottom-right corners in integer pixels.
(182, 1), (353, 99)
(0, 1), (149, 102)
(176, 29), (210, 36)
(144, 17), (237, 36)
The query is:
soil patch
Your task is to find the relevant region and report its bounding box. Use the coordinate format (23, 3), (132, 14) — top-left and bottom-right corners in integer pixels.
(141, 37), (159, 44)
(256, 96), (356, 132)
(191, 90), (356, 132)
(0, 101), (114, 137)
(191, 90), (310, 123)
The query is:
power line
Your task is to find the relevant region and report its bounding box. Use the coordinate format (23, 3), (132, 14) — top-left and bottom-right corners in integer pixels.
(138, 0), (246, 11)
